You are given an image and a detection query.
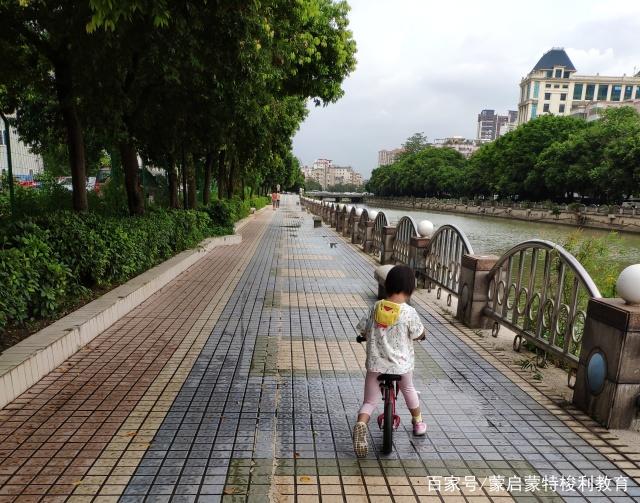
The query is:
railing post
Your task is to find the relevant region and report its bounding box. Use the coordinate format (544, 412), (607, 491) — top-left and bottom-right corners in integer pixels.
(455, 254), (499, 328)
(362, 221), (375, 252)
(573, 295), (640, 429)
(380, 226), (397, 265)
(409, 236), (430, 286)
(351, 220), (359, 244)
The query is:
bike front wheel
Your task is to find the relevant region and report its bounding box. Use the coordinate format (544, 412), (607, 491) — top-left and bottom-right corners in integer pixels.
(382, 386), (393, 455)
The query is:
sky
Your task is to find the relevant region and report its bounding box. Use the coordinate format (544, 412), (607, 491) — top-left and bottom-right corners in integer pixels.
(292, 0), (640, 178)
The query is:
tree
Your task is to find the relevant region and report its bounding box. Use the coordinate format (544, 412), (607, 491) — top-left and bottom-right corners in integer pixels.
(0, 1), (97, 211)
(398, 132), (429, 159)
(305, 178), (322, 191)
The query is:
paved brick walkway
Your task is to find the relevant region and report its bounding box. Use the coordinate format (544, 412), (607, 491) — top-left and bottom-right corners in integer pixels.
(1, 196), (639, 503)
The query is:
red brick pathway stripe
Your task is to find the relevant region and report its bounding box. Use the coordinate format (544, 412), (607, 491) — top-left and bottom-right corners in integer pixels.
(0, 210), (272, 502)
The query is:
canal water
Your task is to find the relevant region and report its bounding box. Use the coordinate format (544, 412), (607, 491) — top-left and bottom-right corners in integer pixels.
(360, 204), (640, 271)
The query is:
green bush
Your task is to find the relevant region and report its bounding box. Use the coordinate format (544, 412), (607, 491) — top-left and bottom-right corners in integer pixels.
(0, 224), (73, 327)
(0, 208), (228, 332)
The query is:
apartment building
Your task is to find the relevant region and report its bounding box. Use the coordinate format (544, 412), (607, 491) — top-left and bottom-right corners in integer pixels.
(517, 48), (640, 124)
(377, 148), (405, 167)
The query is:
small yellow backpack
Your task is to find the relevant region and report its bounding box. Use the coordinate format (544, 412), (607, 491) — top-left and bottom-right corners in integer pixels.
(374, 300), (401, 328)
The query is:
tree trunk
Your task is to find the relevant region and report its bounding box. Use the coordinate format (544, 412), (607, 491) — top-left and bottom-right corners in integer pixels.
(226, 157), (235, 199)
(168, 163), (179, 209)
(53, 61), (87, 212)
(203, 152), (213, 205)
(181, 146), (188, 209)
(120, 141), (144, 215)
(216, 150), (226, 199)
(186, 153), (197, 210)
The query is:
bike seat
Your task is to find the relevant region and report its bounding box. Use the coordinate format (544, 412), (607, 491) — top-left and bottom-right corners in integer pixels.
(378, 374), (402, 382)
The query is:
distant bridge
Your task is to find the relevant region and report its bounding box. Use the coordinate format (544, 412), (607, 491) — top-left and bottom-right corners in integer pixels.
(304, 191), (368, 203)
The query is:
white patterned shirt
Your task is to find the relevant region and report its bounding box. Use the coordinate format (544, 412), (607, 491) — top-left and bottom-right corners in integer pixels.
(356, 301), (425, 374)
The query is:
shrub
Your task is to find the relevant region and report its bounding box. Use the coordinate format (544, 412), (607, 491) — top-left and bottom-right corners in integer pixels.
(0, 226), (73, 327)
(0, 208), (223, 332)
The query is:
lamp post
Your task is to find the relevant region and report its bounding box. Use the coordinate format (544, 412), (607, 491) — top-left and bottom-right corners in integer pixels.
(0, 111), (16, 217)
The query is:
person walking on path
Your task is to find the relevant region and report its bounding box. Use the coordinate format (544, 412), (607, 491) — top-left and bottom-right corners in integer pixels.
(353, 265), (427, 457)
(276, 191), (281, 208)
(271, 190), (278, 210)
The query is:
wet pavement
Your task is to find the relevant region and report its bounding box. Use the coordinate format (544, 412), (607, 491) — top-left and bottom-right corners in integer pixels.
(0, 196), (639, 502)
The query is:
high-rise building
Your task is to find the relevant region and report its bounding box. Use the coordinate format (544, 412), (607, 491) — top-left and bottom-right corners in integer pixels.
(377, 148), (404, 166)
(476, 109), (498, 141)
(517, 47), (640, 124)
(477, 109), (517, 141)
(0, 118), (44, 179)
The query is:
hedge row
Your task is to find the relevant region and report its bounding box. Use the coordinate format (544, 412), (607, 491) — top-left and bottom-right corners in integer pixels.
(0, 196), (268, 332)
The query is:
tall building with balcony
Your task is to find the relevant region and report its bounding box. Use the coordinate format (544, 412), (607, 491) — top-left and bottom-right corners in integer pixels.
(517, 47), (640, 124)
(0, 119), (44, 179)
(377, 148), (404, 166)
(304, 158), (364, 189)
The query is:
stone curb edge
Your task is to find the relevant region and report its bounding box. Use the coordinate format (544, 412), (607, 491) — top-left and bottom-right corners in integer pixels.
(0, 207), (266, 410)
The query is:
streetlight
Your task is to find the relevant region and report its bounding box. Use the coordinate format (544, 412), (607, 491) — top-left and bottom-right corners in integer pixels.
(0, 111), (15, 217)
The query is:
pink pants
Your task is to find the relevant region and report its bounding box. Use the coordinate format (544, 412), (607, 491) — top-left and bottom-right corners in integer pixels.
(358, 371), (420, 416)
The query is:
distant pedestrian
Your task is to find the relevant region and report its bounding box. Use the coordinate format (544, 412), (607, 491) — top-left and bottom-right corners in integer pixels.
(352, 265), (427, 457)
(276, 191), (281, 208)
(271, 190), (278, 210)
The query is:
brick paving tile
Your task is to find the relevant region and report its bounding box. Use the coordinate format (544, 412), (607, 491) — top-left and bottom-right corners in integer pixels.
(1, 196), (639, 502)
(0, 209), (273, 501)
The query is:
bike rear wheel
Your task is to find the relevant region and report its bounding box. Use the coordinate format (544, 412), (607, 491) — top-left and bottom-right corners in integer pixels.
(382, 386), (393, 455)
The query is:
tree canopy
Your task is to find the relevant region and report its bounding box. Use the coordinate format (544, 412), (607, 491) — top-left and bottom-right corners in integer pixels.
(368, 108), (640, 204)
(0, 0), (357, 214)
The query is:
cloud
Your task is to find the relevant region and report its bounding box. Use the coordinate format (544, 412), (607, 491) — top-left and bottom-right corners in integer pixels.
(293, 0), (640, 177)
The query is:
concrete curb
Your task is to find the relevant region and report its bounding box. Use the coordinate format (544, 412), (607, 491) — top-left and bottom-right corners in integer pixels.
(0, 210), (262, 409)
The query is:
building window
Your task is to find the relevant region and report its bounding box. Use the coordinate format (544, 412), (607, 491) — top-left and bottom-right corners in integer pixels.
(625, 85), (633, 100)
(545, 83), (551, 88)
(553, 84), (560, 88)
(559, 104), (565, 113)
(555, 68), (562, 78)
(562, 84), (569, 88)
(560, 93), (567, 101)
(531, 103), (538, 119)
(597, 84), (609, 101)
(533, 81), (539, 99)
(544, 92), (551, 100)
(586, 84), (595, 100)
(546, 70), (553, 78)
(543, 103), (550, 113)
(636, 86), (640, 99)
(563, 71), (571, 78)
(573, 83), (584, 100)
(611, 84), (622, 101)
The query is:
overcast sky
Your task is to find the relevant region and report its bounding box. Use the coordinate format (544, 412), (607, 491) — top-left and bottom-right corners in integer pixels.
(292, 0), (640, 178)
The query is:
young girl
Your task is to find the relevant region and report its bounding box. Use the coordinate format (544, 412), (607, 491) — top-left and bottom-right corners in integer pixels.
(353, 265), (426, 457)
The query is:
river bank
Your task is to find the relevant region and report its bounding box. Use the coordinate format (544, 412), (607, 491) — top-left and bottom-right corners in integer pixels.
(364, 197), (640, 235)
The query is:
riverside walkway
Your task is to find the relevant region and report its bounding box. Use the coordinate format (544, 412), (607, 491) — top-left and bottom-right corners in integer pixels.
(0, 196), (639, 503)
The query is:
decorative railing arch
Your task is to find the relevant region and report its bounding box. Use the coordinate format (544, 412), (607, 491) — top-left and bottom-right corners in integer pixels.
(356, 209), (369, 245)
(424, 224), (474, 306)
(391, 216), (419, 265)
(371, 211), (389, 260)
(481, 239), (601, 386)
